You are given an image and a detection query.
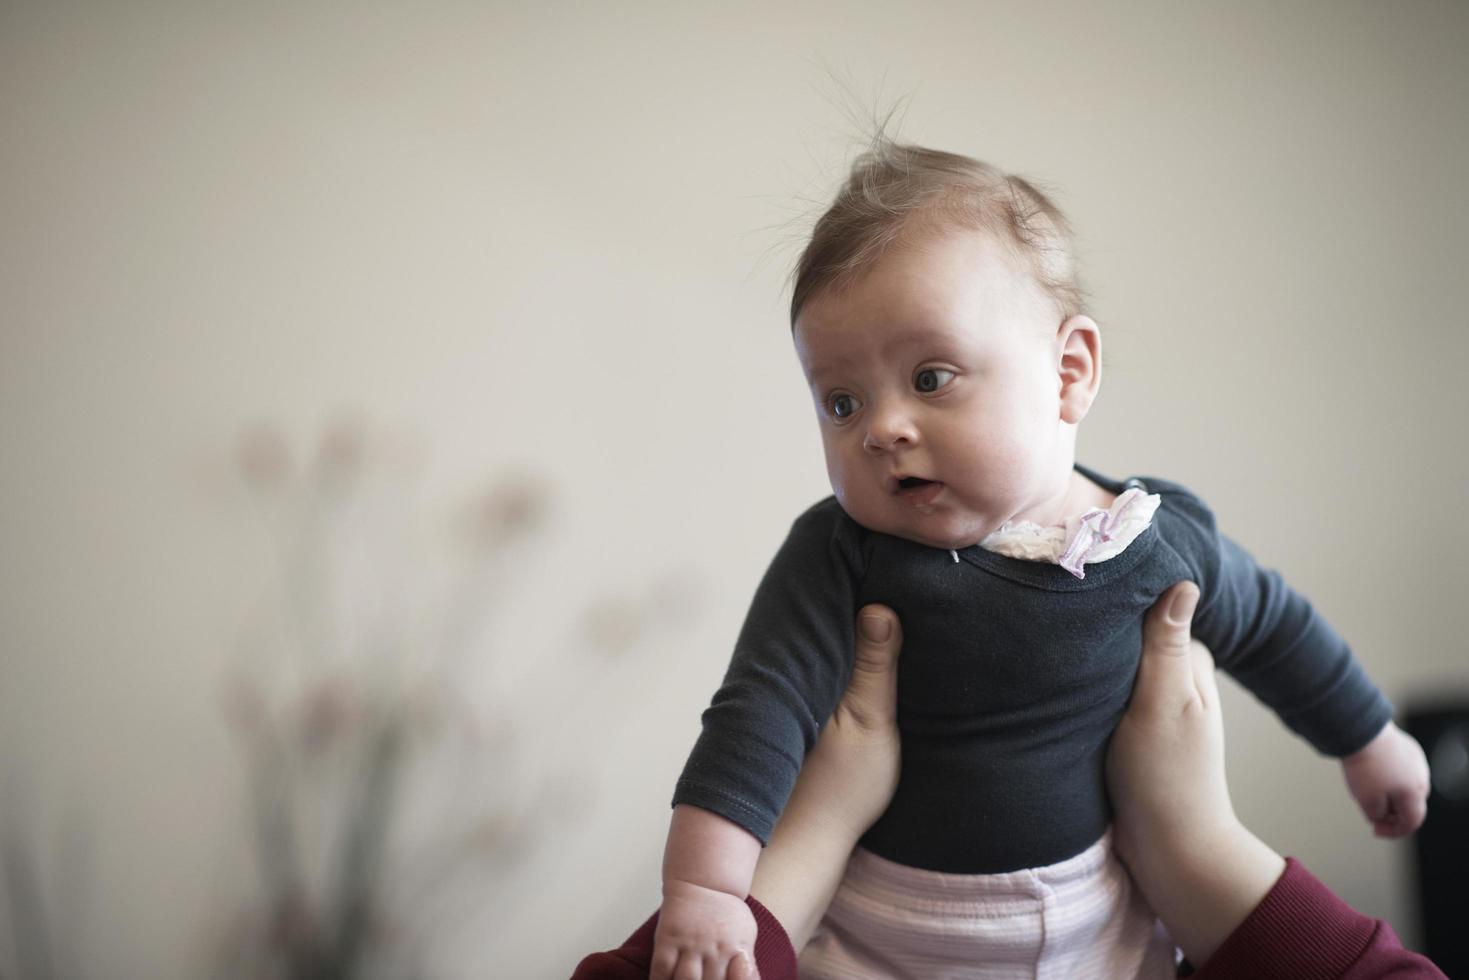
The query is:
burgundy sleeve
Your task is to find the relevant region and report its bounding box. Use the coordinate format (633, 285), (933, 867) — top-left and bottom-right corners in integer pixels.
(569, 896), (799, 980)
(1193, 858), (1446, 980)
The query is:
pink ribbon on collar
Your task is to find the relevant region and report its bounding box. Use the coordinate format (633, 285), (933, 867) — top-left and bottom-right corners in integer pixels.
(1058, 488), (1148, 580)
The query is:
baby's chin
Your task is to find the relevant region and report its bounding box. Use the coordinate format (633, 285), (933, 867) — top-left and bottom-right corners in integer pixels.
(836, 499), (991, 551)
(905, 527), (990, 551)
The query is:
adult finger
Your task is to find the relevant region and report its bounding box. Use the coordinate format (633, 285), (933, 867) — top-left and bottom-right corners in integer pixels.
(1133, 582), (1201, 714)
(840, 604), (903, 729)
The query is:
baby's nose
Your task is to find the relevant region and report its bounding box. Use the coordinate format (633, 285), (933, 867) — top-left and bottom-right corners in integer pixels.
(862, 408), (919, 453)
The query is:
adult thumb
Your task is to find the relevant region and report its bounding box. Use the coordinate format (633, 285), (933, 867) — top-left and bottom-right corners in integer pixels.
(844, 604), (902, 728)
(1134, 582), (1200, 706)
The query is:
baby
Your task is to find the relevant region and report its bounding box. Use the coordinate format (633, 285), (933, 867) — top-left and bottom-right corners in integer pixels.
(651, 143), (1430, 979)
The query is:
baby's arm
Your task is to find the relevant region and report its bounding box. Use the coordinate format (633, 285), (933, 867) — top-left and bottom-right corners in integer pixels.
(655, 502), (867, 979)
(1175, 494), (1428, 835)
(651, 805), (763, 980)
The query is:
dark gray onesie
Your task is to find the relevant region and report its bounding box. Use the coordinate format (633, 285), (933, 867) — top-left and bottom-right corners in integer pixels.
(673, 466), (1393, 874)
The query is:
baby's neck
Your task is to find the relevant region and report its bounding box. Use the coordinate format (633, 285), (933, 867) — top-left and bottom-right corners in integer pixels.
(1007, 468), (1117, 530)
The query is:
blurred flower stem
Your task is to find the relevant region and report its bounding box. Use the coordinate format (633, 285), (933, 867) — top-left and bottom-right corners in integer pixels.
(220, 416), (697, 977)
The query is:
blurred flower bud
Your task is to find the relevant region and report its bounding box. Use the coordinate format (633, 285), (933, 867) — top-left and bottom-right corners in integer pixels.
(461, 473), (550, 548)
(236, 424), (292, 490)
(297, 677), (360, 752)
(315, 416), (368, 488)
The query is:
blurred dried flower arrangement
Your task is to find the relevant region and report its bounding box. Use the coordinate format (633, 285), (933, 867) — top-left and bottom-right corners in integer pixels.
(212, 417), (701, 979)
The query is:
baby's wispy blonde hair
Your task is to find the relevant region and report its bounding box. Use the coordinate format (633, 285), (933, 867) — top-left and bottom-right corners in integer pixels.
(790, 138), (1087, 327)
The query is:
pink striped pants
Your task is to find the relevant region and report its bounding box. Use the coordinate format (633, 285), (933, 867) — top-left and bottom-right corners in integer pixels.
(799, 832), (1176, 979)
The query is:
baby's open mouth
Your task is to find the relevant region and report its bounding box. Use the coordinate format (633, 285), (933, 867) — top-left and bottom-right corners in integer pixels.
(893, 476), (944, 504)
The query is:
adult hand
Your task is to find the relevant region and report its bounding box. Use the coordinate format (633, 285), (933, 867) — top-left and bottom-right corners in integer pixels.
(750, 604), (903, 952)
(1107, 581), (1287, 968)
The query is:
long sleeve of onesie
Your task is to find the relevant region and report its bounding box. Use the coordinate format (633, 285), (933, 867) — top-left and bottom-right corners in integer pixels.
(672, 501), (865, 844)
(1153, 482), (1393, 758)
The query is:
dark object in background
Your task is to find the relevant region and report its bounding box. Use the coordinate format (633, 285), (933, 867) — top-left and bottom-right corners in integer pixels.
(1404, 702), (1469, 978)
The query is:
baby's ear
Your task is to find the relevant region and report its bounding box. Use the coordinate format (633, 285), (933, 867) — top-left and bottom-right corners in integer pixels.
(1056, 315), (1101, 424)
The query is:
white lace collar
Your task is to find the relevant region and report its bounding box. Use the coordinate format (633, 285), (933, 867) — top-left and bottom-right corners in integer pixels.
(969, 487), (1161, 580)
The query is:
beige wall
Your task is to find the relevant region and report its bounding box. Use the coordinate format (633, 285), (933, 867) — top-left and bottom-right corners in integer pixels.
(2, 1), (1466, 976)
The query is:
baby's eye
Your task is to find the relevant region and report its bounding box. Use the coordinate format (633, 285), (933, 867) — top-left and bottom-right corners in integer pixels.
(828, 393), (862, 420)
(914, 367), (956, 393)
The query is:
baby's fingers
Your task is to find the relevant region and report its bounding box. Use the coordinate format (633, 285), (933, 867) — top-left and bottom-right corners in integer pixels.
(728, 950), (760, 980)
(650, 945), (676, 980)
(671, 951), (703, 980)
(1358, 790), (1389, 827)
(699, 953), (727, 980)
(1374, 810), (1407, 838)
(1377, 788), (1428, 838)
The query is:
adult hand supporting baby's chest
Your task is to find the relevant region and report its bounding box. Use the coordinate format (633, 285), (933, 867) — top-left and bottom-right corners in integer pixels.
(1107, 582), (1286, 967)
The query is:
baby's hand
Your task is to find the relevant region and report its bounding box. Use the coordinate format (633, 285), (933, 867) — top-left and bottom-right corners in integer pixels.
(651, 880), (759, 980)
(1341, 721), (1430, 838)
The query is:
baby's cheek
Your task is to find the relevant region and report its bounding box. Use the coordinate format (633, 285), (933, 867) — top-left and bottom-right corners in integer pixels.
(830, 483), (880, 530)
(992, 434), (1053, 494)
(961, 444), (1029, 504)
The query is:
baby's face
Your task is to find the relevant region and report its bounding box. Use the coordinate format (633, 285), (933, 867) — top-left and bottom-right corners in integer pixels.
(793, 228), (1074, 550)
